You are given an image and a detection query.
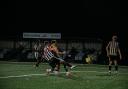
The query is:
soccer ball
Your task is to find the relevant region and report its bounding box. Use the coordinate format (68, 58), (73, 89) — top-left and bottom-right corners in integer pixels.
(66, 72), (72, 77)
(46, 69), (51, 74)
(54, 71), (59, 75)
(46, 69), (51, 72)
(46, 69), (52, 75)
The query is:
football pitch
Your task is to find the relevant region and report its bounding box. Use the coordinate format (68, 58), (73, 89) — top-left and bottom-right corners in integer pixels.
(0, 61), (128, 89)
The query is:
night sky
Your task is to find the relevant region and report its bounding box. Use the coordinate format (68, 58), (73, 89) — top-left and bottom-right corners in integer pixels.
(7, 0), (121, 16)
(1, 24), (127, 41)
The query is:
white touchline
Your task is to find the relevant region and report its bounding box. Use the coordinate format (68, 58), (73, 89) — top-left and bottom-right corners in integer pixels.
(0, 70), (128, 79)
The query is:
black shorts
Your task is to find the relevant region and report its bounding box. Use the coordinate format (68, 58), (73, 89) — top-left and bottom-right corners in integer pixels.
(48, 57), (60, 67)
(109, 55), (119, 61)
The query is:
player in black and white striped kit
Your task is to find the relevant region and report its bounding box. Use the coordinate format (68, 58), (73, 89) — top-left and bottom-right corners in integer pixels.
(106, 35), (122, 74)
(33, 41), (42, 67)
(43, 40), (75, 75)
(43, 41), (57, 72)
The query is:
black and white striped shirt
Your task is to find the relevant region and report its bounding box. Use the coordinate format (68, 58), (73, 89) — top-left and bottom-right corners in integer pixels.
(43, 45), (54, 61)
(107, 41), (119, 56)
(34, 44), (41, 52)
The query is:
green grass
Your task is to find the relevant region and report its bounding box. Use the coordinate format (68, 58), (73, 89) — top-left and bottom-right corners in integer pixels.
(0, 61), (128, 89)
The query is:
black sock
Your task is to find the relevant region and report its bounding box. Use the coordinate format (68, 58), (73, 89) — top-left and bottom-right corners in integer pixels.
(64, 64), (68, 72)
(36, 64), (39, 67)
(35, 59), (40, 67)
(109, 66), (112, 71)
(55, 64), (60, 71)
(51, 65), (56, 72)
(49, 62), (56, 72)
(115, 66), (118, 71)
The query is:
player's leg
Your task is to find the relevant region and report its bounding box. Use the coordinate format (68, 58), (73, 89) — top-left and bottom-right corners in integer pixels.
(35, 58), (41, 67)
(54, 59), (60, 71)
(35, 52), (38, 59)
(55, 57), (74, 77)
(34, 52), (38, 67)
(63, 64), (68, 72)
(62, 62), (73, 77)
(55, 57), (76, 69)
(49, 60), (56, 72)
(35, 52), (40, 67)
(46, 57), (61, 75)
(37, 52), (42, 66)
(52, 60), (61, 75)
(49, 58), (61, 72)
(109, 57), (113, 73)
(62, 56), (69, 72)
(63, 55), (76, 72)
(54, 58), (70, 73)
(60, 61), (74, 68)
(114, 60), (118, 73)
(46, 60), (56, 75)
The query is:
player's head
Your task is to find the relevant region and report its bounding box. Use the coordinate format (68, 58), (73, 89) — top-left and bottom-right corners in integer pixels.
(112, 35), (118, 41)
(44, 41), (49, 46)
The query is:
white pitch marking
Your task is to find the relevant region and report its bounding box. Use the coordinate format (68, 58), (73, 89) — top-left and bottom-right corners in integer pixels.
(0, 70), (128, 79)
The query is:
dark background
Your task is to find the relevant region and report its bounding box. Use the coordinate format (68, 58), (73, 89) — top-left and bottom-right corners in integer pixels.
(0, 23), (127, 65)
(1, 24), (126, 40)
(7, 0), (121, 16)
(0, 1), (127, 62)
